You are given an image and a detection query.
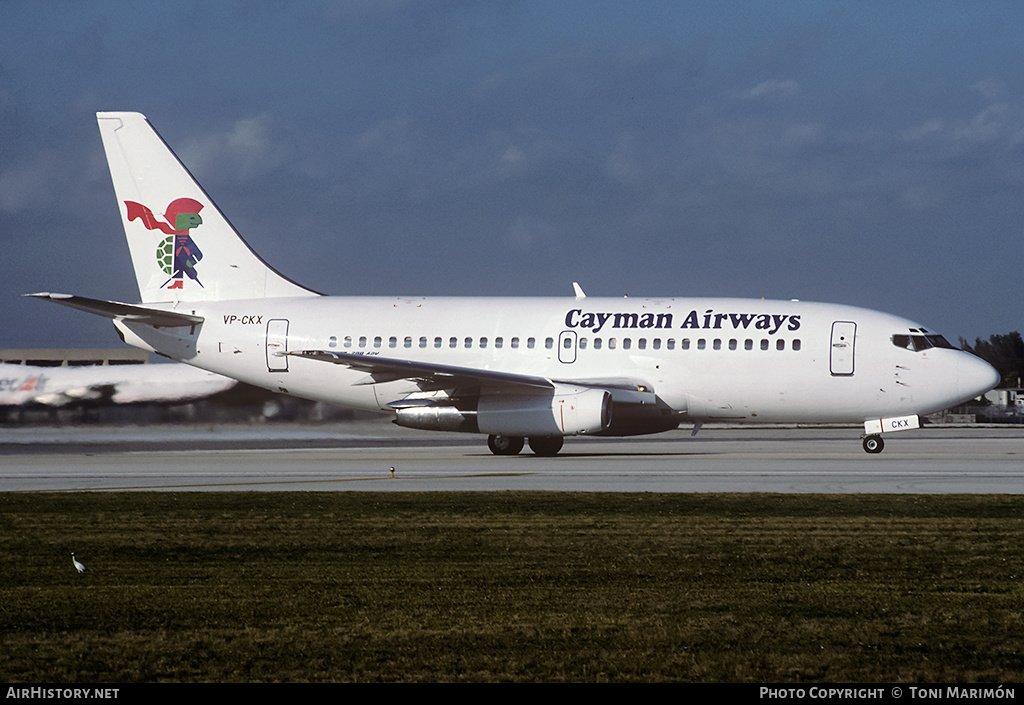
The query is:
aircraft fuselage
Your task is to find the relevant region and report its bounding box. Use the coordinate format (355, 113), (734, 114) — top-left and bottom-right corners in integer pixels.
(115, 294), (993, 430)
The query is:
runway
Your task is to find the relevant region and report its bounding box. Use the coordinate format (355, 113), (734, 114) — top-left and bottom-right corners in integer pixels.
(1, 421), (1022, 493)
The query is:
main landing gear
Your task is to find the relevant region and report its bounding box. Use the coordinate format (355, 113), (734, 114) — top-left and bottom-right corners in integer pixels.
(862, 434), (885, 454)
(487, 434), (564, 457)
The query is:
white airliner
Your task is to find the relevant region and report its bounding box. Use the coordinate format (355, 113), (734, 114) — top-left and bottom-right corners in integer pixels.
(0, 361), (236, 409)
(28, 112), (999, 455)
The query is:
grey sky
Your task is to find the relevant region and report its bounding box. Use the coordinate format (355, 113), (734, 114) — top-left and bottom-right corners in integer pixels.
(2, 1), (1022, 348)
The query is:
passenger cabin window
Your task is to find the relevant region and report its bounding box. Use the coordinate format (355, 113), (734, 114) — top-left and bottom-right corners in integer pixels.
(340, 330), (809, 356)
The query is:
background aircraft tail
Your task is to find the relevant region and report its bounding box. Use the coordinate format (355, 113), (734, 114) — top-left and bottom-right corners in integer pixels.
(97, 112), (319, 303)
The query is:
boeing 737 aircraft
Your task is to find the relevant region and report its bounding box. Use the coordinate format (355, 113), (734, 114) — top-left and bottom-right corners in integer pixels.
(29, 112), (999, 455)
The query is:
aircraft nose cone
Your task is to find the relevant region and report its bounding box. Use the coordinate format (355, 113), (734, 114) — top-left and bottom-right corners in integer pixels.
(959, 353), (1000, 401)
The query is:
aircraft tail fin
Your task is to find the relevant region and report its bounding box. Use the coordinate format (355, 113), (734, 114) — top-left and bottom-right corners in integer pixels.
(96, 112), (319, 303)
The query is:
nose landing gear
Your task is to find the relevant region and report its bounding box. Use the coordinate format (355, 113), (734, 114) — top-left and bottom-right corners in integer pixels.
(862, 434), (884, 454)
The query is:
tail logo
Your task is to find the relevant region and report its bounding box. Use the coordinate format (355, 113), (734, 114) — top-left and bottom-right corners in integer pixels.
(125, 198), (205, 289)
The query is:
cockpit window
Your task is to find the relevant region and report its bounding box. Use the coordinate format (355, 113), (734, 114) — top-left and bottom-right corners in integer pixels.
(892, 334), (913, 350)
(928, 335), (957, 349)
(892, 333), (957, 352)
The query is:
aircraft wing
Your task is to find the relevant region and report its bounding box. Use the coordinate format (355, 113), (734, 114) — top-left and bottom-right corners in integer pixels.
(288, 349), (656, 402)
(288, 349), (554, 391)
(26, 293), (204, 328)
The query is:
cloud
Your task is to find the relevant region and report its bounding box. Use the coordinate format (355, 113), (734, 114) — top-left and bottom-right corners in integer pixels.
(970, 78), (1005, 101)
(903, 104), (1021, 148)
(738, 79), (801, 100)
(604, 138), (642, 185)
(952, 102), (1010, 144)
(902, 118), (944, 142)
(179, 113), (284, 180)
(0, 151), (62, 213)
(781, 122), (823, 148)
(355, 117), (415, 155)
(507, 213), (562, 251)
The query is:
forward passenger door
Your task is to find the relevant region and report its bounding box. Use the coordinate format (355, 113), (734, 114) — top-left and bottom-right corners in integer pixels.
(830, 321), (856, 376)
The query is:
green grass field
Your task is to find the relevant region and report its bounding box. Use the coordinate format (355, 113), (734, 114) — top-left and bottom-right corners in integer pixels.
(2, 492), (1023, 682)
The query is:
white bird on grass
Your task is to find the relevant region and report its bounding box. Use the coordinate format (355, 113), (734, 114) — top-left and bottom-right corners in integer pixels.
(71, 552), (88, 573)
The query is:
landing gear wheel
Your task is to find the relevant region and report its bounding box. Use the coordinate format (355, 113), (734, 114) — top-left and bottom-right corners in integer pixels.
(862, 435), (884, 454)
(528, 436), (564, 456)
(488, 434), (524, 456)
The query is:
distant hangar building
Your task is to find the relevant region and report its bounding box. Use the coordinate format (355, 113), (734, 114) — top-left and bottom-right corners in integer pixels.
(0, 349), (149, 366)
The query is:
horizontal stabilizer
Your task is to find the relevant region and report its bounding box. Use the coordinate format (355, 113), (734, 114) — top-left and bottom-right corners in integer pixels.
(25, 293), (203, 328)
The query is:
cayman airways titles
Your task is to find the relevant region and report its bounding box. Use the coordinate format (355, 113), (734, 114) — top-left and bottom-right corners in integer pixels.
(564, 308), (802, 335)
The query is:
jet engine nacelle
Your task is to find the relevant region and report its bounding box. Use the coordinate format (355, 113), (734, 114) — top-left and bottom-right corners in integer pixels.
(477, 388), (612, 436)
(393, 387), (612, 437)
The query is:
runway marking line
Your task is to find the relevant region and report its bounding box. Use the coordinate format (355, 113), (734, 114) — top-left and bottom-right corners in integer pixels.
(19, 471), (537, 493)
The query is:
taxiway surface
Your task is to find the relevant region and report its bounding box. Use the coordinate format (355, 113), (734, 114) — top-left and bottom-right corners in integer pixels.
(1, 422), (1022, 493)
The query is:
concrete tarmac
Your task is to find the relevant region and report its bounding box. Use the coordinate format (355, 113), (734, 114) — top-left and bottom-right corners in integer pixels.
(1, 421), (1022, 493)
